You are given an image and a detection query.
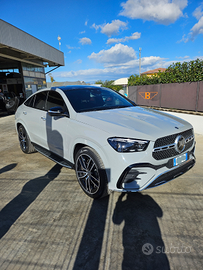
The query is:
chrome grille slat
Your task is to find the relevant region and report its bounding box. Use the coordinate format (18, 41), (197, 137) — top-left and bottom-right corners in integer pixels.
(153, 129), (194, 160)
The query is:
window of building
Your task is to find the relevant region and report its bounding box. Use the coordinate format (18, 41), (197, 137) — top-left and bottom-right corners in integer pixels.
(22, 64), (47, 98)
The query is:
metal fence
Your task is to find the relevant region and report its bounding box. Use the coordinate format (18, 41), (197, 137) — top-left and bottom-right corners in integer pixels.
(128, 81), (203, 112)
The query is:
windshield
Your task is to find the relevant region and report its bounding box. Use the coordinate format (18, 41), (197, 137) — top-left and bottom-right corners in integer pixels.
(64, 87), (135, 113)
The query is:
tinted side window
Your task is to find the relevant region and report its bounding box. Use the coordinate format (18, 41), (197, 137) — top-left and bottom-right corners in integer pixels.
(46, 91), (67, 112)
(33, 91), (47, 110)
(24, 95), (35, 107)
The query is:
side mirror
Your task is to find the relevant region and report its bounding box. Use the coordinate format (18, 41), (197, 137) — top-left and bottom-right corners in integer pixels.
(48, 106), (69, 117)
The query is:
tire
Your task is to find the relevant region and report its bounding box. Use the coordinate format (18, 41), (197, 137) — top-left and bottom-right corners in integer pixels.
(75, 146), (109, 199)
(6, 97), (19, 113)
(18, 125), (36, 154)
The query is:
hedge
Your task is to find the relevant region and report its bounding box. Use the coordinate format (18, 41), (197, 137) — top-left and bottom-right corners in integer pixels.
(128, 58), (203, 86)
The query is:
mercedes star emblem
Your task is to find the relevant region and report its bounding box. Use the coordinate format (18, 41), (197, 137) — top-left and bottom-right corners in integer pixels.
(175, 135), (186, 153)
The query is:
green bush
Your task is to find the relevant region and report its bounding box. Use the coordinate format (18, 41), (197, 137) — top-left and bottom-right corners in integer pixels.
(128, 58), (203, 86)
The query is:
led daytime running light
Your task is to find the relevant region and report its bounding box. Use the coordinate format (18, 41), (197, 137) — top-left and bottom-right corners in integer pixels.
(108, 137), (149, 152)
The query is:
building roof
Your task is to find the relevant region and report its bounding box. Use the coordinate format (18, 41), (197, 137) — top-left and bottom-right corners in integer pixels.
(0, 20), (64, 68)
(141, 68), (166, 75)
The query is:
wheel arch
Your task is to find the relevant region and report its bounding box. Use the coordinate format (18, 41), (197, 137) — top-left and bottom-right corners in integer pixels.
(73, 143), (86, 162)
(72, 140), (109, 170)
(16, 121), (28, 134)
(16, 122), (22, 131)
(16, 121), (33, 142)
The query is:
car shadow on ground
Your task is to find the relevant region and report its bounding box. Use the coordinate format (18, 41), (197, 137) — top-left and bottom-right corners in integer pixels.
(112, 193), (170, 269)
(72, 192), (170, 270)
(0, 164), (62, 239)
(72, 196), (109, 270)
(0, 163), (17, 174)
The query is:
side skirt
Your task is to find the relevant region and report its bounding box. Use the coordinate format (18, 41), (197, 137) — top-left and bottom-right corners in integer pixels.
(33, 143), (74, 169)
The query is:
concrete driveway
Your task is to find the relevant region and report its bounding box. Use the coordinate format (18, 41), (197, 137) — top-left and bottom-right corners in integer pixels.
(0, 115), (202, 270)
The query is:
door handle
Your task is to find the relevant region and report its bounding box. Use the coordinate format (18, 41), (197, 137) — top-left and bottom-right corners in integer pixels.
(23, 111), (27, 115)
(41, 117), (46, 121)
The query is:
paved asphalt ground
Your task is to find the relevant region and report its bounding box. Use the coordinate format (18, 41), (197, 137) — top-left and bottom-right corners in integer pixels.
(0, 114), (202, 270)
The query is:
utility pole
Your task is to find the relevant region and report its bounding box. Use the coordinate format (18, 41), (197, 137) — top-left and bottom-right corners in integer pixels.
(139, 47), (142, 76)
(57, 36), (61, 51)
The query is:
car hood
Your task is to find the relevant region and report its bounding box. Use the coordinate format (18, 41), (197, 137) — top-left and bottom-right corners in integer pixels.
(76, 106), (192, 141)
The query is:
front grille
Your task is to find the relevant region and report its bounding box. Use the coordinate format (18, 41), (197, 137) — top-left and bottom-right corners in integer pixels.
(154, 129), (193, 148)
(153, 129), (194, 160)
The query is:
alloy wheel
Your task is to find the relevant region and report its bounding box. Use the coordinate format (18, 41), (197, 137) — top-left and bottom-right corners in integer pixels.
(76, 153), (100, 195)
(18, 126), (27, 151)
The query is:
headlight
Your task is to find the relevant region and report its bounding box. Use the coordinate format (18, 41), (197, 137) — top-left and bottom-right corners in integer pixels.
(107, 137), (149, 152)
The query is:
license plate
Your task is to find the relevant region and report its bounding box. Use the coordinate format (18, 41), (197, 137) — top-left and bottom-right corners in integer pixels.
(173, 153), (188, 167)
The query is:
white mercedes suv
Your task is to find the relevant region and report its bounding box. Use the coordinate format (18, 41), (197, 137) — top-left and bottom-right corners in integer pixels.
(15, 85), (196, 198)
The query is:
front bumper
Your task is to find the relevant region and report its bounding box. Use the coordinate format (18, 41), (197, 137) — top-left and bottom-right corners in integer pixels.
(116, 147), (195, 191)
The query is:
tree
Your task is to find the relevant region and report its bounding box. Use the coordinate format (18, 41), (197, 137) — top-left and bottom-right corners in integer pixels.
(95, 80), (123, 91)
(128, 59), (203, 86)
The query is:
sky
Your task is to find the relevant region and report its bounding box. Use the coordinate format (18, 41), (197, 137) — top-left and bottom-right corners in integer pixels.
(1, 0), (203, 83)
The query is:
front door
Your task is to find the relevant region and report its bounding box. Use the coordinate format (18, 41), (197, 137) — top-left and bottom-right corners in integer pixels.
(26, 91), (48, 149)
(46, 91), (69, 158)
